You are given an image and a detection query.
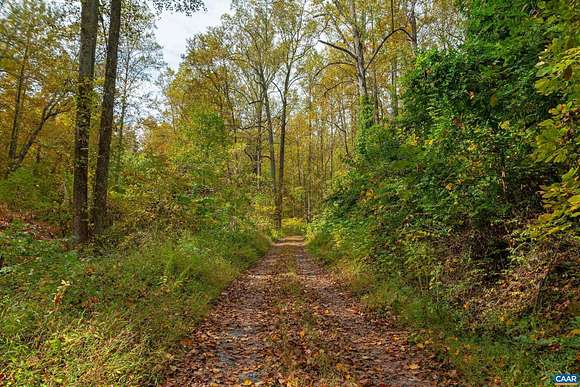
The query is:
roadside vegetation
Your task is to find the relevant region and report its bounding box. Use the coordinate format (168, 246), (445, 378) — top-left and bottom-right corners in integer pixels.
(1, 221), (268, 385)
(307, 0), (579, 384)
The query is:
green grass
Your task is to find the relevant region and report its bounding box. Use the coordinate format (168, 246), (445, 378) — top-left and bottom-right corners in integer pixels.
(307, 230), (579, 386)
(0, 221), (270, 385)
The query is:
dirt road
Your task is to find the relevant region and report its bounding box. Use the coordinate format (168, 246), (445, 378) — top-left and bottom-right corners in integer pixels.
(165, 237), (458, 386)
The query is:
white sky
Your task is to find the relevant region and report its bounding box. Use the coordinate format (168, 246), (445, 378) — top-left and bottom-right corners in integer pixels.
(155, 0), (232, 70)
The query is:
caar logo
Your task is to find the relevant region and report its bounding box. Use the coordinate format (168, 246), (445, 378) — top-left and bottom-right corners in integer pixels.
(553, 374), (579, 386)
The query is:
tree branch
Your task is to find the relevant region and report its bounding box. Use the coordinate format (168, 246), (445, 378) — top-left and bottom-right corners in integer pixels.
(365, 27), (413, 70)
(314, 61), (354, 79)
(318, 39), (356, 60)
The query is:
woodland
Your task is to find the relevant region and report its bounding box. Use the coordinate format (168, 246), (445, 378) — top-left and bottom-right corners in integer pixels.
(0, 0), (578, 385)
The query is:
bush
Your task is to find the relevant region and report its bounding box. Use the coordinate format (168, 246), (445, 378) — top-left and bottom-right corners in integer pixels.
(0, 168), (67, 225)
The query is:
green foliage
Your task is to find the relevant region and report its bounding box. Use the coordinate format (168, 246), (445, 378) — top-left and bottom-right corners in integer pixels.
(309, 0), (579, 383)
(530, 0), (580, 239)
(0, 94), (273, 384)
(106, 107), (254, 244)
(281, 217), (307, 236)
(0, 169), (68, 225)
(0, 221), (269, 385)
(308, 231), (579, 385)
(0, 169), (54, 213)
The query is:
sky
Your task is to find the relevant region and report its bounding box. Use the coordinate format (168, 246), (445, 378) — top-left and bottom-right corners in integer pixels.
(155, 0), (232, 71)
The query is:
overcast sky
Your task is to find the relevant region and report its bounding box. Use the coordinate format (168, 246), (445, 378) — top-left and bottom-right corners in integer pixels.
(155, 0), (232, 70)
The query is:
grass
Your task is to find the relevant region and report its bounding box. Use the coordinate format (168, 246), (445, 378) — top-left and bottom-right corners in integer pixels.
(307, 230), (579, 386)
(0, 221), (270, 385)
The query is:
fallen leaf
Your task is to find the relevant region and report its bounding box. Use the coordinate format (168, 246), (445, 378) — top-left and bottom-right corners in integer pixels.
(408, 363), (420, 370)
(336, 362), (348, 373)
(179, 338), (194, 347)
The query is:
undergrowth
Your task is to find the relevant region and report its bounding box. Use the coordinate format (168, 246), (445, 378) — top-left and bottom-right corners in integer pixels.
(0, 221), (269, 385)
(307, 229), (579, 386)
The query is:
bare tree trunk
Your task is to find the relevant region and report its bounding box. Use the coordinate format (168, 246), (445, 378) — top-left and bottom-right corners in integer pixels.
(390, 61), (398, 117)
(390, 0), (399, 118)
(329, 123), (334, 179)
(348, 0), (369, 103)
(275, 69), (291, 230)
(93, 0), (122, 235)
(406, 0), (418, 51)
(339, 100), (351, 157)
(320, 117), (325, 195)
(8, 34), (31, 169)
(306, 94), (313, 222)
(260, 72), (277, 222)
(353, 34), (368, 102)
(113, 47), (131, 190)
(276, 111), (286, 229)
(113, 95), (127, 189)
(73, 0), (98, 243)
(296, 134), (304, 218)
(255, 93), (263, 187)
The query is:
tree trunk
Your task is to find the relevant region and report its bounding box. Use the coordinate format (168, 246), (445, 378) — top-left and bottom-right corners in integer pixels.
(255, 93), (263, 187)
(113, 47), (132, 190)
(406, 0), (418, 52)
(93, 0), (122, 236)
(390, 0), (399, 118)
(8, 35), (31, 169)
(306, 94), (313, 222)
(73, 0), (98, 243)
(349, 0), (369, 103)
(339, 100), (351, 157)
(9, 104), (57, 172)
(390, 59), (399, 117)
(113, 94), (127, 189)
(260, 71), (277, 222)
(276, 100), (287, 230)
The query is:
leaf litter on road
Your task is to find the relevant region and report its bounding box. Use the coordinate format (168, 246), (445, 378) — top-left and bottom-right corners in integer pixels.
(164, 237), (460, 386)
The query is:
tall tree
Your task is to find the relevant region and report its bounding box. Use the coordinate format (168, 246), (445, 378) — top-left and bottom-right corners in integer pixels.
(272, 0), (315, 228)
(83, 0), (203, 239)
(227, 0), (280, 224)
(72, 0), (98, 243)
(113, 23), (164, 188)
(92, 0), (122, 235)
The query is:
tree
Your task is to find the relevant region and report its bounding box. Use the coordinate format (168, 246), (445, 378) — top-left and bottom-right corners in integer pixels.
(113, 12), (164, 188)
(317, 0), (412, 111)
(74, 0), (204, 240)
(227, 0), (281, 225)
(93, 0), (121, 235)
(72, 0), (98, 243)
(0, 0), (74, 175)
(271, 0), (316, 228)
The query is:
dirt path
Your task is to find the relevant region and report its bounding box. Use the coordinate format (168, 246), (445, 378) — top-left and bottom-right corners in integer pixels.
(165, 237), (458, 386)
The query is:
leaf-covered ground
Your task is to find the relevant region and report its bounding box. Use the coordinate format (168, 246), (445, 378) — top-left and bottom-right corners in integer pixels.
(165, 237), (459, 386)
